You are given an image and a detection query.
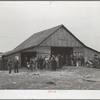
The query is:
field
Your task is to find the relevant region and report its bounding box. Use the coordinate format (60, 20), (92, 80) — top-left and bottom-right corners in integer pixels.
(0, 66), (100, 90)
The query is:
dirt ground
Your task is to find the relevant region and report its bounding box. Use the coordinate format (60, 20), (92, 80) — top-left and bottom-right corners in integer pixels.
(0, 66), (100, 90)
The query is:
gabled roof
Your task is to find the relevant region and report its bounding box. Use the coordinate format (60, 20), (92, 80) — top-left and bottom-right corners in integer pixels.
(14, 24), (62, 51)
(3, 24), (100, 56)
(3, 25), (62, 56)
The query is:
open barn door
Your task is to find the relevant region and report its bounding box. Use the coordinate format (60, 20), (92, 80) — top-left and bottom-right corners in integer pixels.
(51, 47), (73, 64)
(21, 52), (36, 67)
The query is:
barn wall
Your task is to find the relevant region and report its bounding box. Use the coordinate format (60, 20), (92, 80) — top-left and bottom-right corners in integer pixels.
(73, 47), (100, 60)
(73, 47), (84, 57)
(23, 46), (51, 58)
(84, 48), (100, 60)
(40, 27), (83, 47)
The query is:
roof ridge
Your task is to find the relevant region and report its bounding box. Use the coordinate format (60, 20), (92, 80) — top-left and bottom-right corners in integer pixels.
(37, 24), (63, 47)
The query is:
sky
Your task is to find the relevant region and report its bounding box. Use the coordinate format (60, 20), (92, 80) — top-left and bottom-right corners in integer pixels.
(0, 1), (100, 53)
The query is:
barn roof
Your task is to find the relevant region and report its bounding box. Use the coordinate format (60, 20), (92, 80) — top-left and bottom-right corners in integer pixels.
(3, 24), (100, 56)
(3, 25), (62, 56)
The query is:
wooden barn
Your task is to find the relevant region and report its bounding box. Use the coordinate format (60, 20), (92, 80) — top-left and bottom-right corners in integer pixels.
(2, 24), (100, 67)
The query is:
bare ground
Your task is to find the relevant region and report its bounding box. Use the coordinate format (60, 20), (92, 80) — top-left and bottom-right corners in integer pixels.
(0, 66), (100, 90)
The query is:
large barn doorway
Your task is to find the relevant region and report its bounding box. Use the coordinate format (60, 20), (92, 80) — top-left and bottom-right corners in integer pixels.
(51, 47), (73, 64)
(21, 52), (36, 67)
(51, 47), (73, 57)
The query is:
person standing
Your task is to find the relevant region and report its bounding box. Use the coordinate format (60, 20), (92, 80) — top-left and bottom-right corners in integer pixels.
(80, 56), (85, 67)
(69, 55), (71, 66)
(14, 57), (19, 73)
(77, 56), (81, 67)
(62, 56), (65, 67)
(59, 55), (63, 68)
(30, 58), (33, 71)
(44, 56), (49, 70)
(36, 56), (40, 69)
(38, 56), (43, 69)
(25, 57), (28, 68)
(65, 55), (68, 66)
(55, 55), (59, 69)
(39, 56), (44, 70)
(97, 57), (100, 68)
(7, 58), (12, 74)
(93, 55), (99, 68)
(73, 55), (77, 66)
(51, 55), (56, 71)
(70, 55), (74, 66)
(34, 56), (39, 70)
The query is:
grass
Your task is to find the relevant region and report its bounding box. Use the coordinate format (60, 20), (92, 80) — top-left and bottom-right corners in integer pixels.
(0, 66), (100, 90)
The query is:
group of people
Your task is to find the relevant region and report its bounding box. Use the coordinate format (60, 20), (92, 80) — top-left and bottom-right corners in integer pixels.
(7, 57), (19, 74)
(25, 54), (86, 71)
(65, 55), (85, 67)
(26, 55), (57, 71)
(4, 54), (100, 74)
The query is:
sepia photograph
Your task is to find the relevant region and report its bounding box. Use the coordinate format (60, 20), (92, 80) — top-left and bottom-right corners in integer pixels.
(0, 1), (100, 99)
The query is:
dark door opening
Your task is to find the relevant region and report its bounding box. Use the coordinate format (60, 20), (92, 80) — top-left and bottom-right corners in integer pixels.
(51, 47), (73, 64)
(21, 52), (36, 67)
(51, 47), (73, 57)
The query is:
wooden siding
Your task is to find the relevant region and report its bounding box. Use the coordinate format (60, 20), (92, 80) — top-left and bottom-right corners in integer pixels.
(23, 46), (51, 58)
(40, 27), (83, 47)
(84, 48), (100, 60)
(73, 47), (84, 54)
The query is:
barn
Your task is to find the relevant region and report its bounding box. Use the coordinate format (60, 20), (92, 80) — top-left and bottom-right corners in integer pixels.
(2, 24), (100, 67)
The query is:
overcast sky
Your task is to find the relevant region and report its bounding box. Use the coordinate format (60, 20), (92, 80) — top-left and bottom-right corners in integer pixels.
(0, 1), (100, 52)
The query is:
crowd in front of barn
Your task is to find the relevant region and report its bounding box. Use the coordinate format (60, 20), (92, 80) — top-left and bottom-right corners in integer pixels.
(24, 54), (100, 71)
(0, 54), (100, 74)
